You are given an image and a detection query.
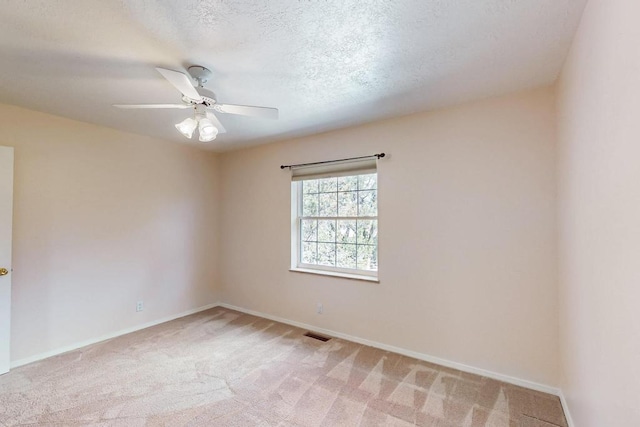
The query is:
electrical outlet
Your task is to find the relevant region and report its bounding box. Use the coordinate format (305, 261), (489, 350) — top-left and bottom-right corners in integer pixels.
(136, 301), (144, 312)
(317, 302), (323, 314)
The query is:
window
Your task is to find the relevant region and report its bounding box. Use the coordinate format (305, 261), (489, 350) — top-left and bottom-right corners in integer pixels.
(291, 166), (378, 280)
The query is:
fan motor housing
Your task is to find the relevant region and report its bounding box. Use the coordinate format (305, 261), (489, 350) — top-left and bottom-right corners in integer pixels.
(180, 95), (216, 107)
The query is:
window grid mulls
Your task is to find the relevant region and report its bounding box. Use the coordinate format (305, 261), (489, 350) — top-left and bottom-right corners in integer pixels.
(299, 174), (378, 272)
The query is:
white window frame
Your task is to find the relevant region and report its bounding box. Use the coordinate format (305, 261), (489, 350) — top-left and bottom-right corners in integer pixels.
(290, 172), (378, 281)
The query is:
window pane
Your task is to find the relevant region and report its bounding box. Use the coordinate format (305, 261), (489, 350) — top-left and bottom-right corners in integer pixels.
(338, 175), (358, 192)
(318, 243), (336, 266)
(297, 173), (378, 275)
(303, 179), (319, 194)
(301, 219), (317, 242)
(318, 193), (338, 216)
(318, 177), (337, 193)
(337, 244), (357, 269)
(358, 174), (377, 190)
(318, 220), (336, 243)
(357, 220), (378, 245)
(301, 242), (317, 264)
(337, 220), (357, 244)
(303, 193), (318, 216)
(358, 190), (377, 216)
(357, 245), (378, 271)
(338, 191), (357, 216)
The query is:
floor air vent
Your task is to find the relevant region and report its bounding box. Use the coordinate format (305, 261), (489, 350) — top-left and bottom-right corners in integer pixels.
(304, 332), (331, 342)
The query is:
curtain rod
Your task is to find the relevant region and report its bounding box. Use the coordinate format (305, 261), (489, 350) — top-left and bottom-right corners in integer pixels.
(280, 153), (385, 170)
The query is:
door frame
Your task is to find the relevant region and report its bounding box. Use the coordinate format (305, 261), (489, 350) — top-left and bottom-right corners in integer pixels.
(0, 145), (14, 375)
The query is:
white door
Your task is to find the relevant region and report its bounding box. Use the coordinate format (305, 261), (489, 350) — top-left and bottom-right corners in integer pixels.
(0, 146), (14, 374)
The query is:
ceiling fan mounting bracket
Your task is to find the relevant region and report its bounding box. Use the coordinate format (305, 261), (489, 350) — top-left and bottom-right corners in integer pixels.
(188, 66), (213, 87)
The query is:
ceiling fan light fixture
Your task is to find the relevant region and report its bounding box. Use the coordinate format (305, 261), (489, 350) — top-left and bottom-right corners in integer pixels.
(175, 117), (198, 138)
(198, 118), (218, 142)
(114, 66), (278, 143)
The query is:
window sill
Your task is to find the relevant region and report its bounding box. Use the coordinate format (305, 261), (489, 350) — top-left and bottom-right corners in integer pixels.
(289, 268), (379, 283)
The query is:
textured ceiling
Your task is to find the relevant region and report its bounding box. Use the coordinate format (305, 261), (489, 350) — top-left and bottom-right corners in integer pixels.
(0, 0), (587, 151)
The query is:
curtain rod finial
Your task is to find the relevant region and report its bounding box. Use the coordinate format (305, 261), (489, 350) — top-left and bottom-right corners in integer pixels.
(377, 153), (385, 159)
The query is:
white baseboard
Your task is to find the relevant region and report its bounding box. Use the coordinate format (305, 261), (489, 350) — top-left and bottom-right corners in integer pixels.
(559, 391), (575, 427)
(11, 300), (569, 415)
(10, 302), (220, 369)
(218, 302), (561, 397)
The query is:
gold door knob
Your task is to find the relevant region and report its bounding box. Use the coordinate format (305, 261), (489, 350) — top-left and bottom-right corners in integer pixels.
(0, 268), (8, 276)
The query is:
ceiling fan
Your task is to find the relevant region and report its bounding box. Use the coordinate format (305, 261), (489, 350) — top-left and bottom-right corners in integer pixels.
(113, 66), (278, 142)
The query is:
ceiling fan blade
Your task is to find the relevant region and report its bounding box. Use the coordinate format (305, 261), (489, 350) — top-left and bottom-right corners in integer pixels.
(113, 104), (191, 109)
(156, 67), (203, 101)
(213, 103), (279, 119)
(206, 112), (226, 134)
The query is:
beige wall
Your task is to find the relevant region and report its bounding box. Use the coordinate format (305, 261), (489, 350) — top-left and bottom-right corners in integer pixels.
(1, 83), (562, 391)
(219, 87), (559, 386)
(557, 0), (640, 424)
(0, 104), (220, 362)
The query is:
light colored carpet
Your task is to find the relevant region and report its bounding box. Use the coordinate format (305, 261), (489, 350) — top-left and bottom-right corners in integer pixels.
(0, 307), (567, 426)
